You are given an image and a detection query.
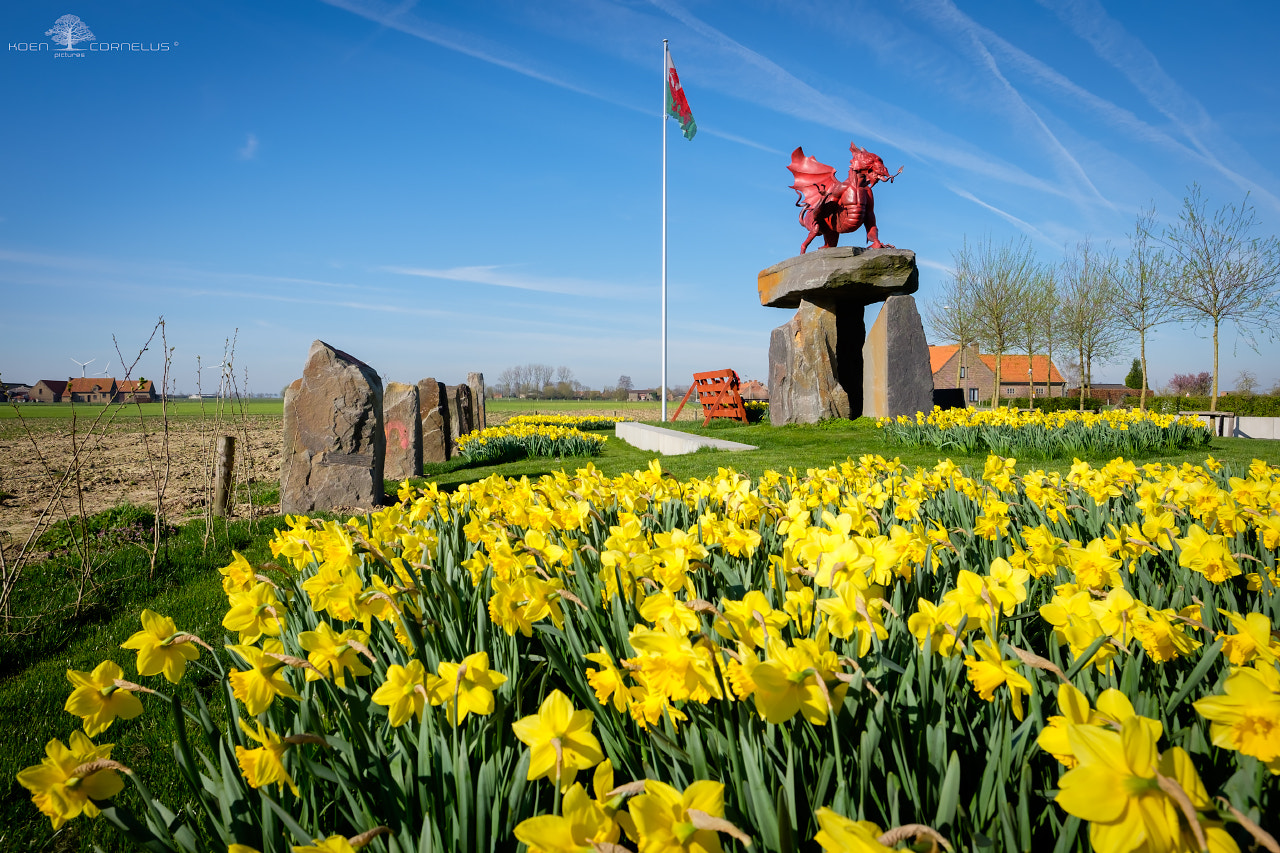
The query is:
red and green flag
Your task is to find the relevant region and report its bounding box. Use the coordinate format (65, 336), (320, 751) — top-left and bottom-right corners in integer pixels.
(665, 46), (696, 140)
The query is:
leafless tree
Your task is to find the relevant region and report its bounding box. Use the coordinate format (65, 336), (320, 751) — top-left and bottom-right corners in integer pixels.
(1234, 370), (1258, 396)
(1060, 239), (1125, 409)
(1159, 184), (1280, 411)
(1015, 265), (1059, 408)
(46, 14), (95, 49)
(923, 264), (979, 397)
(960, 235), (1038, 408)
(1114, 207), (1176, 410)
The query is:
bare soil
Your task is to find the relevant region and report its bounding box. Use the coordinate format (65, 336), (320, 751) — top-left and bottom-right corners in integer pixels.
(0, 413), (283, 560)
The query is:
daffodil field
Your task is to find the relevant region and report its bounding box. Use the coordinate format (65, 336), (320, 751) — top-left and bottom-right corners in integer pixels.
(878, 407), (1214, 459)
(455, 419), (617, 465)
(18, 451), (1280, 853)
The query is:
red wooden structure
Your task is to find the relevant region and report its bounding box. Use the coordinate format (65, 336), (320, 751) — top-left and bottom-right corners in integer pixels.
(669, 369), (749, 425)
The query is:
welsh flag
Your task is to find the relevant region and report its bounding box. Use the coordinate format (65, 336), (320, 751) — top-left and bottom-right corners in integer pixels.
(665, 46), (697, 140)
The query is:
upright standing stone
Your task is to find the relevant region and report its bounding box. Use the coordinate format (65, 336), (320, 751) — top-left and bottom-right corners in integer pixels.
(417, 378), (451, 463)
(768, 300), (863, 424)
(383, 381), (422, 481)
(862, 295), (934, 418)
(281, 341), (385, 514)
(467, 372), (487, 430)
(447, 384), (474, 456)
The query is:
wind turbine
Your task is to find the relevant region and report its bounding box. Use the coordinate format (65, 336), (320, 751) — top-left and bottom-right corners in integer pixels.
(69, 357), (95, 377)
(95, 361), (113, 377)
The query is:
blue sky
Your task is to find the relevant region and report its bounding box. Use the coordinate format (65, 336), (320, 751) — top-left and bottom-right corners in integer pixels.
(3, 0), (1278, 396)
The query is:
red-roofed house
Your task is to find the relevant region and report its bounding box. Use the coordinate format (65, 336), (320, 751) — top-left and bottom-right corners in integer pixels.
(116, 379), (155, 403)
(739, 380), (769, 401)
(930, 344), (1065, 404)
(66, 377), (117, 403)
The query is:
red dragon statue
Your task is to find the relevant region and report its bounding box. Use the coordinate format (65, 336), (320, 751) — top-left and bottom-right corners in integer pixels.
(788, 143), (903, 253)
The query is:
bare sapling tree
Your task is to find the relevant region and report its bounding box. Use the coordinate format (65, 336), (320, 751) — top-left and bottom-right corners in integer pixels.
(1159, 184), (1280, 411)
(1016, 265), (1058, 410)
(1060, 239), (1124, 409)
(960, 235), (1038, 408)
(1115, 207), (1176, 410)
(115, 318), (172, 577)
(923, 262), (979, 397)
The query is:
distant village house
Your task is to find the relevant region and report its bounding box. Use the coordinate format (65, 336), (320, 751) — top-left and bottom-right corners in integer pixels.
(930, 344), (1065, 403)
(26, 378), (156, 404)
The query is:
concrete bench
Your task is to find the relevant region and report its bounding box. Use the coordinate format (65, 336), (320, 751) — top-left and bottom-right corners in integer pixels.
(615, 422), (757, 456)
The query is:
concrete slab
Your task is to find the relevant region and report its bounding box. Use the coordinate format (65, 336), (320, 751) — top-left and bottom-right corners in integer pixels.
(615, 422), (758, 456)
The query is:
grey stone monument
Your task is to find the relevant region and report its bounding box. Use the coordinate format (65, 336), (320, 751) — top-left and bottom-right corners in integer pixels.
(281, 340), (385, 514)
(758, 247), (931, 424)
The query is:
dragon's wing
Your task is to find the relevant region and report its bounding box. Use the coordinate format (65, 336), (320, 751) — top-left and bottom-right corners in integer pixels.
(787, 147), (837, 211)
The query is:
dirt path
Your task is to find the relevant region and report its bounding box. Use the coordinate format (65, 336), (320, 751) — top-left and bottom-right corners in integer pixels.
(0, 413), (283, 559)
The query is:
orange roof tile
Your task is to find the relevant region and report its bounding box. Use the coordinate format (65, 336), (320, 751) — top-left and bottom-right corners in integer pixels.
(66, 377), (117, 394)
(977, 354), (1064, 384)
(928, 345), (960, 374)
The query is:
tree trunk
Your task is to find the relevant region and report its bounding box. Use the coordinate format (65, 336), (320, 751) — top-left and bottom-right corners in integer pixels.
(1027, 345), (1035, 411)
(1139, 332), (1148, 411)
(1211, 320), (1219, 412)
(991, 348), (1002, 409)
(1078, 343), (1085, 410)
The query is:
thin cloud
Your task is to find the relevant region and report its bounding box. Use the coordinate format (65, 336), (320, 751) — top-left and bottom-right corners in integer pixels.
(319, 0), (629, 108)
(646, 0), (1072, 200)
(381, 264), (636, 299)
(238, 132), (259, 160)
(946, 185), (1054, 245)
(1038, 0), (1280, 209)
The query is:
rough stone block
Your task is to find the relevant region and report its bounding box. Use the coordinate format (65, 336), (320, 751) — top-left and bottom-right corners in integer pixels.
(768, 299), (863, 425)
(446, 383), (474, 457)
(383, 381), (422, 482)
(281, 340), (385, 514)
(467, 372), (487, 430)
(417, 378), (451, 463)
(758, 247), (918, 309)
(862, 295), (935, 419)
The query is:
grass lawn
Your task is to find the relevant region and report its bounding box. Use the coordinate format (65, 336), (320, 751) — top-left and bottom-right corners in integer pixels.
(3, 413), (1279, 851)
(1, 399), (286, 420)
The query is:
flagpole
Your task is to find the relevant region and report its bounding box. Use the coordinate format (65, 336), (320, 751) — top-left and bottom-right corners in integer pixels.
(661, 39), (668, 423)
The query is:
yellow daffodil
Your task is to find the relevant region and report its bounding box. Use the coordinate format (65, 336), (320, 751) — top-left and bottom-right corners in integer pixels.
(813, 807), (893, 852)
(629, 779), (737, 853)
(16, 731), (125, 828)
(297, 623), (373, 686)
(64, 660), (144, 736)
(234, 718), (298, 796)
(120, 609), (200, 684)
(371, 659), (434, 727)
(511, 689), (603, 788)
(963, 640), (1032, 721)
(427, 652), (507, 725)
(1055, 717), (1192, 853)
(1193, 665), (1280, 773)
(227, 643), (302, 716)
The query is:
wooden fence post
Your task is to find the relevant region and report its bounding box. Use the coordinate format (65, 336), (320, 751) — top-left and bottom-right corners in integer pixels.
(212, 435), (235, 518)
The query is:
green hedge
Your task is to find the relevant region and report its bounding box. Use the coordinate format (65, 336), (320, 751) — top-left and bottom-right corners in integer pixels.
(1002, 396), (1105, 412)
(1147, 394), (1280, 417)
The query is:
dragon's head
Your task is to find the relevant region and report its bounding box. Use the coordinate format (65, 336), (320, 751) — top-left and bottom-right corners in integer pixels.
(849, 143), (902, 185)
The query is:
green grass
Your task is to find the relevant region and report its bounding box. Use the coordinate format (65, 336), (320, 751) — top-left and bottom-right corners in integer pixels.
(3, 415), (1279, 851)
(0, 516), (291, 853)
(410, 417), (1280, 492)
(2, 399), (285, 420)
